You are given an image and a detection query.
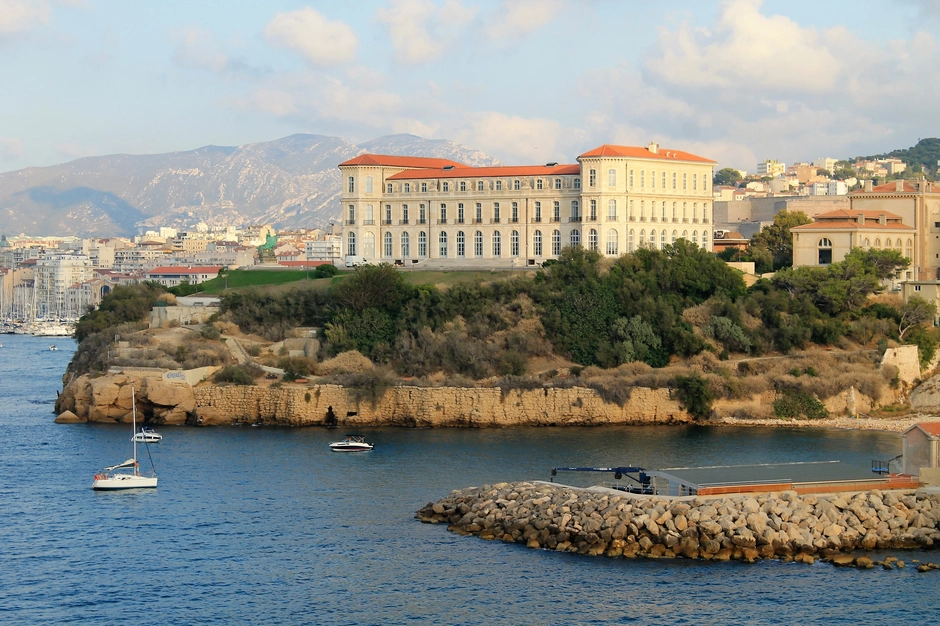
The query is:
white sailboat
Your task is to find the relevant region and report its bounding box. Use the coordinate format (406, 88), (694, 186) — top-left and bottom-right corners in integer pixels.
(92, 386), (158, 490)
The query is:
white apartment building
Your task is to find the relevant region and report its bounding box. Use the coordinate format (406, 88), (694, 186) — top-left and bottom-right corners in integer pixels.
(306, 237), (343, 265)
(757, 160), (786, 178)
(339, 143), (716, 268)
(827, 180), (848, 196)
(813, 157), (838, 172)
(34, 253), (94, 318)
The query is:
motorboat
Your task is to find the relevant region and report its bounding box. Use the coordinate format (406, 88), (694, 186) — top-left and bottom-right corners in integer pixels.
(132, 426), (163, 443)
(49, 344), (58, 351)
(93, 386), (158, 490)
(329, 435), (374, 452)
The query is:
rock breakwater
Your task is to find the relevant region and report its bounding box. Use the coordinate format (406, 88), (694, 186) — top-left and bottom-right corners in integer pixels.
(416, 482), (940, 566)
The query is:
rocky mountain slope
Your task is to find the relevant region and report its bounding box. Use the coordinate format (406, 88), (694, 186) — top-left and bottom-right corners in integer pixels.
(0, 134), (502, 237)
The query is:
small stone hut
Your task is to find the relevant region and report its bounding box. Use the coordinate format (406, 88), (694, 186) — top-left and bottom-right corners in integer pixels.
(902, 422), (940, 485)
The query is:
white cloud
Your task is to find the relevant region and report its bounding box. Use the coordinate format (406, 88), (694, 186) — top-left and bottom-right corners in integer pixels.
(375, 0), (477, 64)
(453, 112), (568, 164)
(0, 0), (50, 38)
(0, 137), (23, 161)
(172, 26), (229, 73)
(482, 0), (565, 41)
(264, 8), (357, 67)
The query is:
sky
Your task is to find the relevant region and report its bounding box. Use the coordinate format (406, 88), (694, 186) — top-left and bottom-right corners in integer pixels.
(0, 0), (939, 173)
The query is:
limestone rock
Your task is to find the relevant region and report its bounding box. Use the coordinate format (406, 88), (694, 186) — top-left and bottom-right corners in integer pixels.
(54, 410), (83, 424)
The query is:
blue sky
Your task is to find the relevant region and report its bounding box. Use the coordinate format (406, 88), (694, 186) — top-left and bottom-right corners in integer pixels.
(1, 0), (938, 172)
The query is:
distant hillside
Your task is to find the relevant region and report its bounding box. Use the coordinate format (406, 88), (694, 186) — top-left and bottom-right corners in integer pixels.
(0, 134), (502, 237)
(858, 137), (940, 174)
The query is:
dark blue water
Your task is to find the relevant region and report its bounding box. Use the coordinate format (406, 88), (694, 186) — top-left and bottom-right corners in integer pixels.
(1, 334), (939, 625)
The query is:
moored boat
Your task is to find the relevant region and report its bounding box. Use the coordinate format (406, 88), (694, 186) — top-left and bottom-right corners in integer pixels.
(329, 435), (374, 452)
(132, 426), (162, 443)
(93, 386), (158, 490)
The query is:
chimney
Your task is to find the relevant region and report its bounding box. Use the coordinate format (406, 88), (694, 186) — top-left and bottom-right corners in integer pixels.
(864, 180), (873, 192)
(648, 141), (659, 154)
(879, 214), (887, 225)
(856, 213), (865, 225)
(895, 180), (904, 192)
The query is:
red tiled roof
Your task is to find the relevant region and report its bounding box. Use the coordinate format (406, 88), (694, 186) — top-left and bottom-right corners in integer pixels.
(791, 222), (913, 231)
(578, 144), (716, 163)
(915, 422), (940, 436)
(813, 209), (905, 220)
(850, 181), (940, 194)
(338, 154), (467, 168)
(388, 164), (580, 180)
(146, 266), (223, 275)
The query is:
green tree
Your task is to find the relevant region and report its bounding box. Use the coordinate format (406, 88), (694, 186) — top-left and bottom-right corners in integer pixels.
(747, 210), (812, 270)
(898, 296), (937, 340)
(330, 263), (412, 313)
(713, 167), (741, 186)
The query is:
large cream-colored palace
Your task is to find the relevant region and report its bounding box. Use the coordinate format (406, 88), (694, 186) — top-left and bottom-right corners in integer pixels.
(339, 142), (716, 268)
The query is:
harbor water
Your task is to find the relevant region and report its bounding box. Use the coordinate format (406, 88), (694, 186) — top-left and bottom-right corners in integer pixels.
(1, 334), (939, 625)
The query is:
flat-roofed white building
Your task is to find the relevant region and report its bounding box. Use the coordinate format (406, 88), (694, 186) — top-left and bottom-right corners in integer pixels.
(339, 143), (716, 269)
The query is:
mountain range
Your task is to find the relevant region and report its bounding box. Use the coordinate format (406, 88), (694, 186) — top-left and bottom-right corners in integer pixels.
(0, 134), (502, 237)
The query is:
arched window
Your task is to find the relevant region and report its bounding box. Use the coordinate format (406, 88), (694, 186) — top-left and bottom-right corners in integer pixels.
(570, 229), (580, 247)
(874, 238), (881, 248)
(608, 168), (617, 186)
(588, 228), (598, 251)
(418, 231), (427, 257)
(401, 232), (410, 258)
(818, 238), (832, 265)
(692, 231), (698, 246)
(384, 232), (393, 257)
(672, 230), (677, 243)
(552, 230), (561, 256)
(362, 232), (375, 258)
(906, 238), (913, 259)
(456, 231), (465, 257)
(628, 229), (634, 252)
(510, 230), (520, 256)
(693, 203), (698, 219)
(650, 229), (657, 250)
(639, 229), (646, 246)
(682, 230), (688, 240)
(474, 231), (483, 257)
(702, 231), (709, 249)
(533, 230), (543, 256)
(661, 230), (666, 248)
(439, 231), (448, 257)
(493, 231), (501, 256)
(347, 232), (356, 256)
(606, 229), (619, 255)
(863, 238), (870, 248)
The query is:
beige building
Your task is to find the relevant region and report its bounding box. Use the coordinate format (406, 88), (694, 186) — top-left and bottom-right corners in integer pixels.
(901, 281), (940, 325)
(339, 143), (715, 268)
(757, 159), (786, 178)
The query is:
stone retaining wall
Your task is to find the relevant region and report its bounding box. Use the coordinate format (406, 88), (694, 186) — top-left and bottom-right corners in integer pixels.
(416, 481), (940, 566)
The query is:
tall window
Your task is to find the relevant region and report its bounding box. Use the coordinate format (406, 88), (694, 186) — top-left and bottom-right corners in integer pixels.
(418, 231), (427, 257)
(348, 204), (355, 224)
(629, 170), (634, 187)
(475, 203), (482, 222)
(534, 201), (542, 222)
(588, 229), (598, 251)
(703, 176), (708, 191)
(419, 204), (427, 224)
(439, 231), (448, 257)
(818, 238), (832, 265)
(640, 200), (645, 218)
(683, 202), (687, 220)
(385, 204), (391, 224)
(608, 199), (617, 220)
(662, 171), (666, 188)
(460, 181), (466, 192)
(533, 230), (542, 256)
(629, 199), (634, 218)
(457, 231), (465, 257)
(494, 202), (501, 222)
(640, 170), (645, 188)
(651, 170), (656, 189)
(477, 181), (484, 191)
(693, 203), (698, 220)
(384, 232), (392, 257)
(492, 231), (501, 256)
(513, 180), (521, 191)
(511, 202), (518, 223)
(348, 176), (355, 193)
(574, 178), (581, 189)
(474, 231), (483, 257)
(365, 176), (373, 193)
(403, 204), (409, 223)
(496, 180), (503, 191)
(639, 230), (645, 246)
(362, 232), (375, 258)
(387, 183), (393, 193)
(650, 230), (657, 250)
(553, 201), (560, 221)
(608, 168), (617, 186)
(421, 182), (427, 193)
(404, 183), (411, 193)
(672, 230), (677, 244)
(692, 231), (698, 246)
(439, 203), (447, 222)
(457, 203), (465, 224)
(629, 229), (634, 252)
(401, 232), (410, 257)
(364, 205), (374, 225)
(590, 199), (597, 220)
(672, 172), (677, 190)
(606, 229), (618, 255)
(692, 174), (697, 191)
(552, 230), (561, 255)
(510, 230), (519, 256)
(661, 230), (666, 248)
(572, 200), (580, 219)
(570, 229), (580, 246)
(682, 173), (688, 190)
(555, 178), (562, 190)
(672, 202), (677, 219)
(589, 169), (596, 187)
(347, 232), (356, 256)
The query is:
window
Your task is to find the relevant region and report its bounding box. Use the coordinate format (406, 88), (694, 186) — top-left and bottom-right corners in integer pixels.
(511, 230), (519, 256)
(606, 229), (618, 255)
(347, 232), (356, 256)
(672, 230), (677, 243)
(608, 199), (617, 220)
(387, 183), (393, 193)
(639, 229), (645, 246)
(662, 171), (666, 188)
(916, 285), (922, 291)
(475, 203), (482, 222)
(401, 232), (410, 257)
(661, 230), (666, 248)
(672, 202), (677, 219)
(404, 183), (411, 193)
(555, 178), (561, 190)
(608, 168), (617, 186)
(588, 228), (598, 251)
(364, 204), (374, 225)
(693, 203), (698, 220)
(906, 239), (913, 259)
(640, 200), (645, 218)
(682, 230), (688, 240)
(363, 232), (375, 258)
(460, 181), (466, 192)
(553, 201), (560, 221)
(552, 230), (561, 255)
(703, 176), (708, 191)
(863, 238), (870, 248)
(629, 199), (634, 217)
(420, 203), (428, 223)
(533, 230), (543, 256)
(402, 204), (409, 223)
(650, 230), (657, 250)
(703, 231), (709, 248)
(496, 180), (503, 191)
(511, 202), (519, 223)
(682, 173), (687, 190)
(514, 179), (521, 191)
(418, 232), (427, 257)
(477, 181), (484, 192)
(662, 201), (667, 220)
(640, 170), (645, 188)
(589, 169), (596, 187)
(537, 179), (543, 190)
(875, 238), (881, 247)
(692, 174), (697, 191)
(348, 204), (355, 224)
(570, 229), (580, 246)
(439, 231), (448, 257)
(474, 231), (483, 257)
(421, 182), (428, 193)
(572, 200), (580, 219)
(365, 176), (373, 193)
(629, 170), (634, 187)
(818, 238), (832, 265)
(683, 202), (687, 219)
(651, 170), (656, 189)
(458, 203), (465, 224)
(589, 199), (597, 220)
(442, 182), (449, 192)
(692, 231), (697, 246)
(535, 201), (542, 222)
(384, 232), (392, 257)
(574, 178), (581, 189)
(493, 231), (501, 256)
(457, 231), (465, 257)
(494, 202), (501, 222)
(629, 229), (635, 252)
(348, 176), (355, 193)
(672, 172), (677, 190)
(385, 204), (392, 224)
(440, 203), (447, 222)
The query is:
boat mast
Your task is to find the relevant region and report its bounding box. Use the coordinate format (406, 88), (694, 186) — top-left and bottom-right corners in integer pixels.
(132, 385), (138, 475)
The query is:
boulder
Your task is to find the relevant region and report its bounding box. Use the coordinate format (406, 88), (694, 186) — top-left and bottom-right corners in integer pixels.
(54, 410), (84, 424)
(143, 379), (195, 413)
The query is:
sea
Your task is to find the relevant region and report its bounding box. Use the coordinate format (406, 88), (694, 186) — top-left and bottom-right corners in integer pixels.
(1, 333), (939, 625)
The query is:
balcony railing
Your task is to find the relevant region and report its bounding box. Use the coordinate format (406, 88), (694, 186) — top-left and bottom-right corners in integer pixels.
(473, 218), (484, 224)
(418, 218), (427, 225)
(345, 219), (356, 225)
(383, 219), (393, 225)
(607, 214), (618, 221)
(437, 219), (448, 224)
(457, 218), (465, 224)
(533, 217), (541, 223)
(491, 217), (501, 224)
(570, 216), (582, 222)
(399, 219), (410, 225)
(363, 220), (375, 225)
(510, 217), (519, 223)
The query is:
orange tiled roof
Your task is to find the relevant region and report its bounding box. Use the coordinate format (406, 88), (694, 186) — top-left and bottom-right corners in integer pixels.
(791, 221), (913, 231)
(146, 266), (223, 275)
(578, 144), (716, 163)
(338, 154), (467, 168)
(914, 422), (940, 436)
(850, 181), (940, 194)
(813, 209), (905, 220)
(388, 164), (580, 180)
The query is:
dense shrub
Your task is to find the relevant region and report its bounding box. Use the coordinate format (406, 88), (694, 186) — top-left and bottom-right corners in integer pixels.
(772, 390), (828, 419)
(214, 364), (263, 385)
(673, 373), (714, 419)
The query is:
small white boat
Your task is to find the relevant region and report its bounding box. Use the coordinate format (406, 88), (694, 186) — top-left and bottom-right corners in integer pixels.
(93, 386), (158, 490)
(329, 435), (374, 452)
(49, 344), (58, 351)
(132, 426), (162, 443)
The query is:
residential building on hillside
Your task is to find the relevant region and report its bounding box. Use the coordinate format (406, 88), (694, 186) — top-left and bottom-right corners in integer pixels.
(757, 159), (786, 178)
(813, 157), (838, 172)
(339, 142), (716, 268)
(144, 266), (222, 287)
(34, 253), (94, 318)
